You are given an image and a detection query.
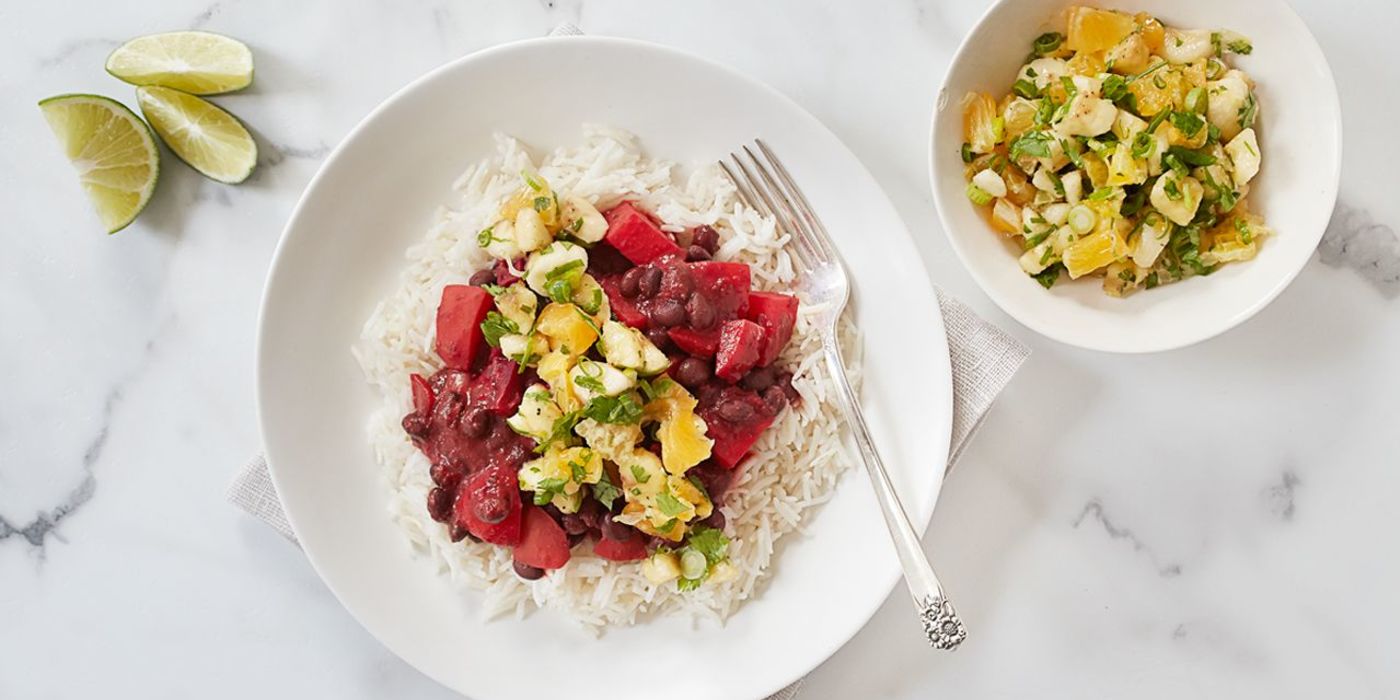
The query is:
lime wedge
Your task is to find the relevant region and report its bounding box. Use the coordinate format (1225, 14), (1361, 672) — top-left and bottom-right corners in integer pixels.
(39, 94), (160, 234)
(106, 31), (253, 95)
(136, 86), (257, 184)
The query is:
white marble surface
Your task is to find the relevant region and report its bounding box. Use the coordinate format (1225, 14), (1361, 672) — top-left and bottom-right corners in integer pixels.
(3, 1), (1397, 697)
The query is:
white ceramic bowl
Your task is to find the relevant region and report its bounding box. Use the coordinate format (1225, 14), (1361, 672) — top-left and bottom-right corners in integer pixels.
(257, 37), (952, 700)
(930, 0), (1342, 353)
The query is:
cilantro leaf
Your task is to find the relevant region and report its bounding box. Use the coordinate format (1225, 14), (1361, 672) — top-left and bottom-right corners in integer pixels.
(581, 393), (644, 425)
(480, 311), (518, 348)
(656, 490), (687, 518)
(592, 471), (621, 509)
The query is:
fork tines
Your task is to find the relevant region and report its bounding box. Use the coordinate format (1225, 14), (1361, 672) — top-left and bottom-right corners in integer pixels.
(719, 140), (834, 273)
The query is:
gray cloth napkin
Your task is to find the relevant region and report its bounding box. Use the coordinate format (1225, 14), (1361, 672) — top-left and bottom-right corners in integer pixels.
(229, 22), (1027, 700)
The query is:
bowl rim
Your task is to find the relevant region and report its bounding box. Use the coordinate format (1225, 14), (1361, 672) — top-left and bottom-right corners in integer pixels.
(255, 33), (953, 700)
(927, 0), (1343, 353)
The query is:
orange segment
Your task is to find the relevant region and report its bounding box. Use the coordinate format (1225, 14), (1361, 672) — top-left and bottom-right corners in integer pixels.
(1063, 229), (1130, 279)
(1066, 7), (1138, 54)
(961, 92), (1001, 154)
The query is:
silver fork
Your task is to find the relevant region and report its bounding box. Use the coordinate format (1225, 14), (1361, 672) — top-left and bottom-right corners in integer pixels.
(719, 140), (967, 651)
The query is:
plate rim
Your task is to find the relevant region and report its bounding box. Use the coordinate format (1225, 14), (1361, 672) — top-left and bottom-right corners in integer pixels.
(256, 34), (953, 700)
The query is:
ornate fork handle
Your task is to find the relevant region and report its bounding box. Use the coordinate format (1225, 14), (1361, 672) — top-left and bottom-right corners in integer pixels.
(822, 336), (967, 650)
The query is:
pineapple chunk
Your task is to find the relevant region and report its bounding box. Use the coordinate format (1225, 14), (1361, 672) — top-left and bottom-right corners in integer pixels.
(1150, 172), (1204, 226)
(1018, 58), (1070, 90)
(514, 206), (552, 254)
(1063, 229), (1129, 279)
(536, 351), (579, 411)
(671, 474), (713, 520)
(1161, 29), (1214, 64)
(501, 173), (559, 228)
(574, 417), (643, 464)
(494, 283), (538, 332)
(617, 448), (666, 499)
(1206, 71), (1253, 141)
(535, 302), (598, 356)
(559, 195), (608, 243)
(599, 320), (670, 375)
(643, 550), (682, 583)
(523, 241), (589, 298)
(1054, 94), (1117, 138)
(519, 446), (603, 513)
(656, 410), (713, 475)
(569, 360), (634, 401)
(1131, 217), (1170, 268)
(482, 219), (522, 260)
(1224, 128), (1261, 186)
(1105, 142), (1147, 186)
(498, 333), (536, 365)
(571, 274), (610, 320)
(506, 384), (563, 442)
(1102, 260), (1145, 297)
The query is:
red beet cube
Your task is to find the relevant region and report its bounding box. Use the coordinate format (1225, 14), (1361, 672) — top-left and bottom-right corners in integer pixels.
(604, 203), (682, 264)
(743, 292), (799, 367)
(600, 274), (649, 329)
(697, 386), (776, 469)
(714, 319), (765, 382)
(593, 534), (648, 562)
(687, 261), (751, 319)
(454, 464), (523, 545)
(410, 373), (434, 415)
(513, 505), (571, 570)
(469, 350), (525, 416)
(435, 285), (494, 370)
(667, 326), (721, 357)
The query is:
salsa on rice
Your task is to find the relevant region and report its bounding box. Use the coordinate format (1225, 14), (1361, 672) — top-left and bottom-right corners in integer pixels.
(401, 171), (801, 589)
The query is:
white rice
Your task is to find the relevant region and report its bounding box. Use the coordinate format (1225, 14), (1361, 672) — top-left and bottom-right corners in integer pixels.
(353, 125), (859, 629)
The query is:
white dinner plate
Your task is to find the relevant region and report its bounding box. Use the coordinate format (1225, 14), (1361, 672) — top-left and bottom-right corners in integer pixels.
(257, 36), (951, 700)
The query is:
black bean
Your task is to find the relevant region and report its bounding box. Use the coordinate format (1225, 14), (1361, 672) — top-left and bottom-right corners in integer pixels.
(429, 463), (461, 491)
(637, 266), (663, 299)
(620, 267), (644, 298)
(685, 245), (711, 262)
(742, 366), (777, 392)
(701, 508), (726, 531)
(560, 513), (589, 536)
(686, 293), (716, 329)
(645, 327), (672, 351)
(762, 385), (788, 414)
(402, 413), (430, 439)
(577, 499), (604, 529)
(473, 495), (509, 524)
(567, 532), (587, 548)
(777, 371), (800, 403)
(426, 487), (453, 523)
(469, 268), (497, 287)
(513, 560), (545, 580)
(459, 406), (492, 439)
(717, 398), (755, 423)
(674, 357), (712, 389)
(650, 298), (687, 327)
(600, 516), (636, 543)
(449, 523), (471, 542)
(692, 225), (721, 254)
